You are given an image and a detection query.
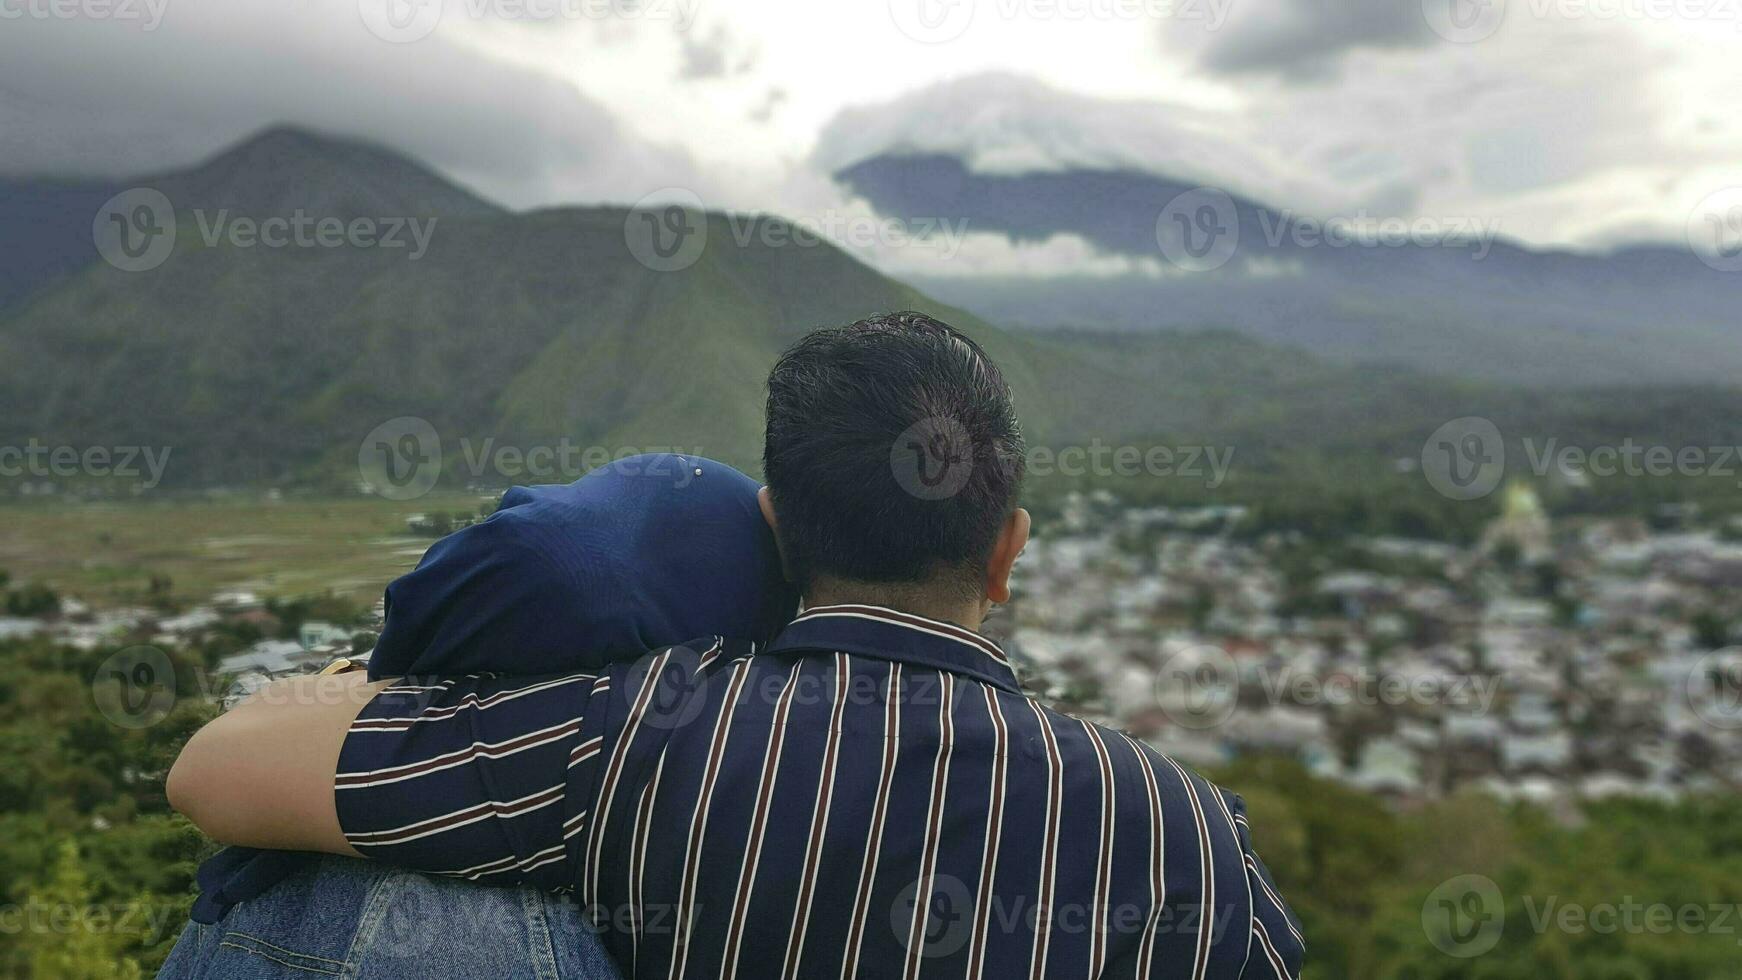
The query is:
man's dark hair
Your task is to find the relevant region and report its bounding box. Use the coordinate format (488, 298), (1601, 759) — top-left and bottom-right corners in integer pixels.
(763, 311), (1026, 595)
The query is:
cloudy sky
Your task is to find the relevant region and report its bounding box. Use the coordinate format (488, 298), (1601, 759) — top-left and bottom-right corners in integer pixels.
(3, 0), (1739, 264)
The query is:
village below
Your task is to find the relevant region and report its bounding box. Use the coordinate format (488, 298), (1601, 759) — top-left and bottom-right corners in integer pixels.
(5, 481), (1741, 810)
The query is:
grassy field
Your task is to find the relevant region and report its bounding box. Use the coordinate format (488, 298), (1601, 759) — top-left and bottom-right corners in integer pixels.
(0, 494), (496, 607)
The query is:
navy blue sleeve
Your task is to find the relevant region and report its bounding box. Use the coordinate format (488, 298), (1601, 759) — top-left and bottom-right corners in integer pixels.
(1229, 794), (1305, 980)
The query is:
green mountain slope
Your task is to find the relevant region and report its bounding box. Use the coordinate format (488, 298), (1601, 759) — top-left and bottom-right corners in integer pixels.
(5, 128), (1742, 501)
(0, 190), (1060, 485)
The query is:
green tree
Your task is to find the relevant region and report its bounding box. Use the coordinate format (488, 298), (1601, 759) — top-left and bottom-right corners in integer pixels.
(15, 842), (143, 980)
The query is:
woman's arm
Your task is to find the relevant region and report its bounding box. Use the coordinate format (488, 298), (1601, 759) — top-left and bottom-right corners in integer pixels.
(166, 671), (395, 854)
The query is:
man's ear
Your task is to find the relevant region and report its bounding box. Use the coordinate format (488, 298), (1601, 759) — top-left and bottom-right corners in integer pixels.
(985, 507), (1031, 605)
(757, 487), (795, 582)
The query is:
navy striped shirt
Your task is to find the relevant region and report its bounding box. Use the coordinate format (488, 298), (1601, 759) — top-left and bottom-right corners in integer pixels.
(337, 604), (1304, 979)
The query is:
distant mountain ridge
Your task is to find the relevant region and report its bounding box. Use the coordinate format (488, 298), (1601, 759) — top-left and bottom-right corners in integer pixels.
(136, 126), (502, 221)
(5, 128), (1742, 493)
(837, 154), (1742, 386)
(0, 127), (498, 314)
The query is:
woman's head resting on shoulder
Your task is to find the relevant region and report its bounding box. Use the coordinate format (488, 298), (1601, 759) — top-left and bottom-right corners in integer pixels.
(368, 453), (799, 678)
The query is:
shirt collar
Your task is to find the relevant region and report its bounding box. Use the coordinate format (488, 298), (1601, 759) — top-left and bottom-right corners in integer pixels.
(765, 603), (1022, 694)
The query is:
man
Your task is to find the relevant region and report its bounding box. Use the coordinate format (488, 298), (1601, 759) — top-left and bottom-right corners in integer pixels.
(168, 311), (1303, 978)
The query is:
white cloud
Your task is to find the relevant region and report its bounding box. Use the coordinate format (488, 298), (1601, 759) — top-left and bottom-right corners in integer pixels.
(873, 230), (1173, 279)
(0, 0), (704, 208)
(0, 0), (1735, 253)
(811, 72), (1363, 216)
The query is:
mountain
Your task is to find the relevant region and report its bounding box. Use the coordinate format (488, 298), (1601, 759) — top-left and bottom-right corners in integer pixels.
(0, 129), (1054, 485)
(0, 177), (122, 312)
(5, 128), (1742, 498)
(138, 126), (502, 221)
(0, 127), (499, 316)
(836, 154), (1742, 387)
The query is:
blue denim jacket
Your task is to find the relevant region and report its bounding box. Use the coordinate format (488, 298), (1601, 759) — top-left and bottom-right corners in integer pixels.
(158, 856), (622, 979)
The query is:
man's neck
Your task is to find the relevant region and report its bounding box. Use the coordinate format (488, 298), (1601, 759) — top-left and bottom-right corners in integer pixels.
(804, 579), (989, 632)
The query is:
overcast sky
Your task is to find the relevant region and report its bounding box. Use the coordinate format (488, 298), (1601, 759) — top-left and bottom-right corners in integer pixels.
(3, 0), (1738, 263)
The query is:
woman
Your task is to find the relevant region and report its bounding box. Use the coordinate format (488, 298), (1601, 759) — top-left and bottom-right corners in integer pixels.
(157, 454), (796, 979)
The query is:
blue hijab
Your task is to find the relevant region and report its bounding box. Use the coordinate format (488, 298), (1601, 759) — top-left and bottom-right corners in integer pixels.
(192, 454), (797, 923)
(368, 452), (796, 677)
